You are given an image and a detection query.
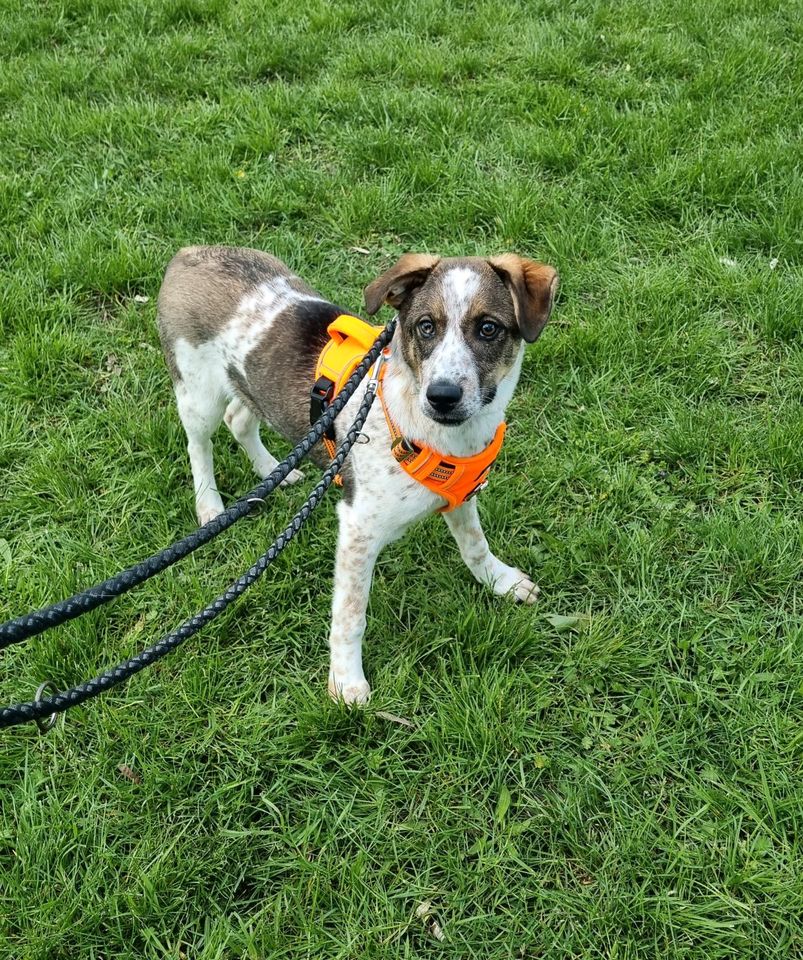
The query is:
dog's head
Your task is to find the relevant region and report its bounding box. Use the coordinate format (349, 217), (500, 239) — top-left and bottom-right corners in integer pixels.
(364, 254), (558, 425)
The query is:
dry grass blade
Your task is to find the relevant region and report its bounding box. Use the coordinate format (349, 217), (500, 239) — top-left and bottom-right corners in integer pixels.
(415, 901), (445, 942)
(376, 710), (415, 729)
(116, 764), (141, 784)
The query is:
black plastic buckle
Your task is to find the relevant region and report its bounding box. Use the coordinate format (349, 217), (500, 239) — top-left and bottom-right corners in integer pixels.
(310, 376), (336, 440)
(466, 466), (493, 501)
(466, 478), (490, 501)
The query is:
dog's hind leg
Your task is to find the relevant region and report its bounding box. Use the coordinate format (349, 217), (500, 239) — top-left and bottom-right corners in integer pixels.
(443, 499), (539, 603)
(223, 398), (304, 486)
(175, 382), (227, 526)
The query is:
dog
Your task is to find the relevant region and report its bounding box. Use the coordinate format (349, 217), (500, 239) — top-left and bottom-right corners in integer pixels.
(156, 246), (558, 704)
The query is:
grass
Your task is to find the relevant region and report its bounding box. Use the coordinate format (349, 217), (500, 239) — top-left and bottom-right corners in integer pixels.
(1, 0), (802, 956)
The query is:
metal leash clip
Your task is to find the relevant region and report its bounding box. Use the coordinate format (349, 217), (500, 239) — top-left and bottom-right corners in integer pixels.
(466, 479), (490, 500)
(365, 346), (390, 392)
(34, 680), (59, 734)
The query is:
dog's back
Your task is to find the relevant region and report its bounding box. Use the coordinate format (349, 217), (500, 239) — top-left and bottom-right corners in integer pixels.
(155, 245), (353, 523)
(156, 245), (345, 445)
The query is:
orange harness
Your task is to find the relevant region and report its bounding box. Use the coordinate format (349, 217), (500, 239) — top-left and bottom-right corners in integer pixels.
(310, 314), (506, 513)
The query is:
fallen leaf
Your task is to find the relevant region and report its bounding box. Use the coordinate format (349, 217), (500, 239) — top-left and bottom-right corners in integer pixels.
(133, 294), (150, 304)
(544, 613), (587, 632)
(350, 246), (371, 255)
(103, 353), (122, 376)
(376, 710), (415, 729)
(769, 258), (779, 270)
(117, 764), (141, 784)
(430, 919), (445, 942)
(415, 901), (432, 919)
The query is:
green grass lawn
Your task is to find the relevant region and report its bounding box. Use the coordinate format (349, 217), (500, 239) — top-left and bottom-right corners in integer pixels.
(1, 0), (802, 956)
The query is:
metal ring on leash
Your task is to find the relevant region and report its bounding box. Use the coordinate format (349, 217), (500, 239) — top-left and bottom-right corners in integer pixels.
(246, 497), (267, 518)
(355, 433), (371, 445)
(34, 681), (59, 734)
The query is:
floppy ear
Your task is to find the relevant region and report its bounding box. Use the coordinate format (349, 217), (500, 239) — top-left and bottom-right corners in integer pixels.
(487, 255), (559, 343)
(363, 253), (440, 316)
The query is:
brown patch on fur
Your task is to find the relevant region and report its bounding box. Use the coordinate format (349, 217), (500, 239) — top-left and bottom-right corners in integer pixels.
(156, 245), (317, 381)
(341, 593), (368, 622)
(157, 245), (350, 471)
(487, 255), (558, 343)
(240, 298), (346, 469)
(465, 525), (484, 545)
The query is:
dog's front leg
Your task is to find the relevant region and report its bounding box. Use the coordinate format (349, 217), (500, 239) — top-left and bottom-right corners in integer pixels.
(443, 499), (539, 603)
(327, 501), (385, 705)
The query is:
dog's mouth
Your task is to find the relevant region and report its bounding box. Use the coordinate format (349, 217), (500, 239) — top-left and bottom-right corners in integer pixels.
(424, 408), (469, 426)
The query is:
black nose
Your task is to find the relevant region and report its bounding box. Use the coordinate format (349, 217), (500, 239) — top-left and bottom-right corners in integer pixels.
(426, 380), (463, 413)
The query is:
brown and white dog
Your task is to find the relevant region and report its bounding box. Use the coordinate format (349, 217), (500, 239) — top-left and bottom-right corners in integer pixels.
(156, 246), (558, 704)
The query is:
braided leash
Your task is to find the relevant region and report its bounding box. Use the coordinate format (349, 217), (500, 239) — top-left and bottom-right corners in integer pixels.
(0, 323), (395, 733)
(0, 323), (395, 650)
(1, 352), (386, 729)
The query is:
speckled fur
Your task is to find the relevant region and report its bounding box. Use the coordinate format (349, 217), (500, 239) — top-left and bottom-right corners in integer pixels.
(156, 246), (558, 704)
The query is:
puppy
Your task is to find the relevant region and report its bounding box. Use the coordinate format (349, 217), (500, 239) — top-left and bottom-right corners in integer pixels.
(156, 246), (558, 703)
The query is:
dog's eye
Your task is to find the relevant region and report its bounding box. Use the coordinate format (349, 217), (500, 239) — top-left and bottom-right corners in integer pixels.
(478, 319), (501, 341)
(417, 317), (436, 339)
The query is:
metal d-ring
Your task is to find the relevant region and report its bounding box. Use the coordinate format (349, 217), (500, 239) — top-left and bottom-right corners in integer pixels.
(355, 433), (371, 445)
(34, 680), (59, 734)
(246, 497), (267, 519)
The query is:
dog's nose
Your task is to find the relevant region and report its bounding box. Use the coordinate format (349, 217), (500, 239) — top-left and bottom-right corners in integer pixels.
(426, 380), (463, 413)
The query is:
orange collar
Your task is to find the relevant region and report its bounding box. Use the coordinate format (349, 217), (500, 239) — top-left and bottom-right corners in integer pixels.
(312, 314), (506, 512)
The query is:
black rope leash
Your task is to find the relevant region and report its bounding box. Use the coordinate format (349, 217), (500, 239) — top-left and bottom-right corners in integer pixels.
(0, 350), (388, 729)
(0, 323), (395, 650)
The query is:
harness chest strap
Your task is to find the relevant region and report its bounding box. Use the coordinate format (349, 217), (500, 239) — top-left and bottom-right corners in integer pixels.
(311, 314), (506, 511)
(377, 374), (507, 512)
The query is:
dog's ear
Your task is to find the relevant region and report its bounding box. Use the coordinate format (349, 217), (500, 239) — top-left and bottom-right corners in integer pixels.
(487, 255), (559, 343)
(364, 254), (440, 316)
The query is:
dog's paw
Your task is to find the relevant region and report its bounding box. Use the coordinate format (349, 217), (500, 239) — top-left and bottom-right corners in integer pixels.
(280, 468), (305, 487)
(196, 499), (225, 526)
(492, 565), (540, 604)
(512, 573), (540, 604)
(328, 674), (371, 706)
